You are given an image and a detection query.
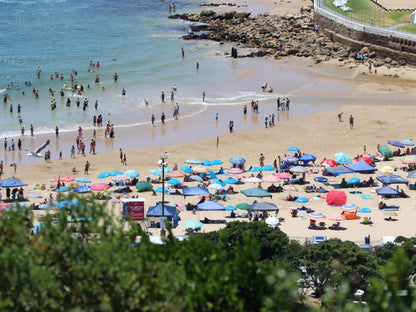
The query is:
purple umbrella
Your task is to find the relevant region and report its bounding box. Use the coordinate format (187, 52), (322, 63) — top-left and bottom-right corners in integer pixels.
(388, 140), (405, 148)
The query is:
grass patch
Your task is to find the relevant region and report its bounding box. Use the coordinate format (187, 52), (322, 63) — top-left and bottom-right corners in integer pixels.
(397, 24), (416, 34)
(323, 0), (412, 28)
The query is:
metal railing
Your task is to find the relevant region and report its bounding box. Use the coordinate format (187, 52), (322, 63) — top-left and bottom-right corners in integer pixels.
(314, 0), (416, 42)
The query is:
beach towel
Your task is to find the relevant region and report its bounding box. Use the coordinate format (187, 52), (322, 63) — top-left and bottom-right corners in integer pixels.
(360, 194), (374, 199)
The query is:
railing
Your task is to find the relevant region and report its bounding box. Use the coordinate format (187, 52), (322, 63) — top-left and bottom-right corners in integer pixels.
(314, 0), (416, 42)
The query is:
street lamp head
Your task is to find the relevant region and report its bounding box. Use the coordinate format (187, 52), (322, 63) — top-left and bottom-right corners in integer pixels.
(160, 152), (170, 159)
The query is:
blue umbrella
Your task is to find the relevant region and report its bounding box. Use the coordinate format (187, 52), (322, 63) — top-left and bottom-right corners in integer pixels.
(358, 207), (372, 213)
(295, 197), (309, 203)
(168, 178), (181, 185)
(388, 140), (405, 148)
(224, 178), (238, 184)
(154, 187), (168, 193)
(299, 154), (316, 163)
(282, 156), (298, 162)
(73, 185), (91, 193)
(158, 167), (171, 173)
(111, 170), (124, 176)
(250, 166), (263, 172)
(74, 177), (91, 183)
(55, 186), (70, 192)
(181, 166), (193, 174)
(149, 169), (162, 177)
(98, 171), (111, 179)
(212, 179), (225, 187)
(401, 139), (414, 146)
(182, 220), (204, 229)
(212, 159), (223, 165)
(347, 177), (360, 184)
(202, 160), (213, 166)
(230, 156), (246, 165)
(262, 164), (275, 171)
(287, 146), (300, 151)
(314, 176), (328, 183)
(225, 205), (236, 211)
(334, 152), (351, 165)
(124, 169), (139, 178)
(55, 199), (79, 209)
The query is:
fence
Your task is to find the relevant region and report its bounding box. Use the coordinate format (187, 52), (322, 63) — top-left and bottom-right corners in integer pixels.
(314, 0), (416, 42)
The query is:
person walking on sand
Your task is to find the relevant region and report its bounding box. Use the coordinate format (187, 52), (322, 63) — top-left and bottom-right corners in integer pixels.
(338, 112), (343, 122)
(161, 91), (165, 103)
(120, 148), (123, 163)
(349, 114), (354, 129)
(84, 161), (90, 174)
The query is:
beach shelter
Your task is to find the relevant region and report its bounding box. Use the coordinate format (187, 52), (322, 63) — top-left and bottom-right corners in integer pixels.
(149, 169), (162, 177)
(378, 145), (393, 159)
(98, 171), (111, 179)
(299, 154), (316, 164)
(135, 181), (153, 192)
(326, 190), (347, 206)
(241, 188), (272, 198)
(208, 169), (217, 179)
(230, 156), (246, 165)
(347, 177), (360, 185)
(388, 140), (405, 148)
(376, 174), (408, 185)
(346, 160), (377, 173)
(334, 152), (351, 165)
(73, 185), (91, 193)
(197, 201), (225, 211)
(376, 186), (399, 196)
(147, 203), (176, 217)
(55, 186), (70, 192)
(251, 202), (278, 211)
(326, 165), (354, 176)
(124, 169), (139, 178)
(0, 178), (27, 187)
(182, 186), (209, 197)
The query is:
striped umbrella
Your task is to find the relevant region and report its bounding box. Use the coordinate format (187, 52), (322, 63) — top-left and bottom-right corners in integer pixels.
(192, 165), (208, 174)
(402, 155), (416, 164)
(307, 212), (326, 220)
(341, 203), (359, 212)
(326, 213), (345, 221)
(184, 158), (202, 165)
(379, 166), (394, 175)
(167, 170), (186, 178)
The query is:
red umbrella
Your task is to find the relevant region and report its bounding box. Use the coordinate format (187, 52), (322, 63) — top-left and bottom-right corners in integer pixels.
(326, 190), (347, 207)
(320, 159), (337, 167)
(356, 156), (373, 164)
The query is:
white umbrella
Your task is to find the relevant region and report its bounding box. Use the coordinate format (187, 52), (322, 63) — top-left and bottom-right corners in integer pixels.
(289, 166), (309, 173)
(111, 174), (130, 182)
(265, 217), (279, 226)
(243, 177), (263, 183)
(208, 184), (224, 191)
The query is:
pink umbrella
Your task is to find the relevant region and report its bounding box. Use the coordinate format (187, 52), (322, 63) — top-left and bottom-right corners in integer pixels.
(167, 170), (185, 178)
(326, 190), (347, 207)
(276, 172), (292, 179)
(91, 183), (111, 191)
(61, 176), (75, 182)
(262, 175), (281, 183)
(227, 168), (243, 174)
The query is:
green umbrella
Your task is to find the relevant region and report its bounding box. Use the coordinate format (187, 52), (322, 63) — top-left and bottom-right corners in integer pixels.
(135, 181), (153, 192)
(236, 203), (251, 210)
(378, 145), (393, 159)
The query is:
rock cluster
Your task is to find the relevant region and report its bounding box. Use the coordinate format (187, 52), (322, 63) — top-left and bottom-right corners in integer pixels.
(169, 6), (407, 68)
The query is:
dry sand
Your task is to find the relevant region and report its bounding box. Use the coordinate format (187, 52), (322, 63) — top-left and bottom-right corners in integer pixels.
(3, 0), (416, 246)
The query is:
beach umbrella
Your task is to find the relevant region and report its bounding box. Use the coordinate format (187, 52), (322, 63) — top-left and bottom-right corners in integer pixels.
(227, 168), (243, 174)
(307, 212), (326, 220)
(388, 140), (405, 148)
(282, 156), (299, 162)
(236, 203), (251, 210)
(356, 156), (373, 165)
(61, 176), (75, 182)
(149, 169), (162, 177)
(111, 170), (124, 176)
(55, 186), (70, 192)
(358, 207), (372, 213)
(26, 192), (43, 198)
(341, 203), (359, 212)
(184, 158), (202, 165)
(299, 154), (316, 163)
(378, 145), (393, 159)
(192, 165), (208, 174)
(401, 139), (414, 146)
(334, 152), (351, 165)
(325, 213), (345, 221)
(225, 205), (236, 211)
(55, 199), (79, 209)
(347, 177), (360, 184)
(91, 183), (110, 191)
(74, 177), (91, 183)
(224, 178), (238, 184)
(212, 159), (223, 165)
(180, 166), (193, 174)
(197, 201), (225, 211)
(158, 166), (171, 174)
(230, 156), (246, 165)
(98, 171), (111, 179)
(402, 155), (416, 164)
(73, 185), (91, 193)
(289, 166), (309, 173)
(124, 169), (139, 178)
(112, 174), (130, 182)
(188, 175), (203, 182)
(244, 177), (263, 183)
(262, 164), (275, 171)
(320, 159), (337, 167)
(135, 181), (153, 192)
(295, 197), (309, 203)
(283, 185), (298, 191)
(167, 170), (185, 178)
(212, 179), (225, 187)
(262, 175), (280, 183)
(201, 160), (213, 166)
(265, 217), (280, 226)
(49, 178), (60, 183)
(379, 166), (394, 175)
(287, 146), (300, 151)
(182, 220), (204, 229)
(314, 176), (328, 183)
(208, 183), (224, 191)
(367, 151), (383, 159)
(326, 190), (347, 206)
(167, 178), (181, 185)
(250, 166), (263, 172)
(276, 172), (292, 179)
(154, 187), (168, 193)
(251, 202), (278, 211)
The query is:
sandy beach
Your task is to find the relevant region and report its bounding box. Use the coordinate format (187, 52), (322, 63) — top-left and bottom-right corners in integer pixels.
(3, 0), (416, 246)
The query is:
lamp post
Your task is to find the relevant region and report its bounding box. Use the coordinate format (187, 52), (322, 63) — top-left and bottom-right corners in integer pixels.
(158, 152), (169, 237)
